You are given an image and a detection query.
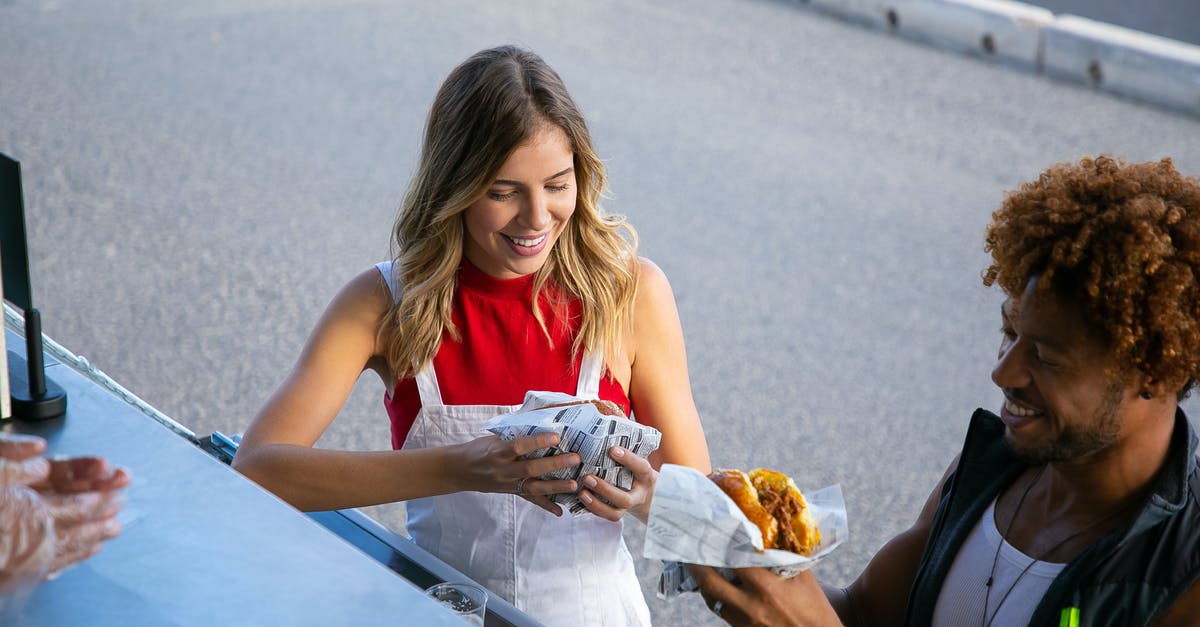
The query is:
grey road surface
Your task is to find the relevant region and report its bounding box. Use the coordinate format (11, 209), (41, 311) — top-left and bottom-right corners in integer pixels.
(2, 1), (1200, 625)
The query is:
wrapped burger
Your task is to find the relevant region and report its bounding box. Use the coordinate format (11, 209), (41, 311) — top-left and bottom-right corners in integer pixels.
(644, 463), (848, 599)
(483, 391), (662, 516)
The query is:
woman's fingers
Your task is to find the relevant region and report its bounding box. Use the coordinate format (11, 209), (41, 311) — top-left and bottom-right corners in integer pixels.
(575, 447), (656, 521)
(577, 486), (623, 521)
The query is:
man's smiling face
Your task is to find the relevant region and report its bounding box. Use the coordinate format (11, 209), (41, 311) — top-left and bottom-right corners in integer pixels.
(991, 276), (1137, 464)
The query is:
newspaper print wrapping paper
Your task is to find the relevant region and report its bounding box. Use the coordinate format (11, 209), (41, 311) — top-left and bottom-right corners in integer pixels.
(644, 464), (848, 598)
(483, 391), (662, 516)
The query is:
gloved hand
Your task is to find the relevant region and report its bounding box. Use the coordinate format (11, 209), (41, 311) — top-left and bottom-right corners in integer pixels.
(0, 433), (130, 593)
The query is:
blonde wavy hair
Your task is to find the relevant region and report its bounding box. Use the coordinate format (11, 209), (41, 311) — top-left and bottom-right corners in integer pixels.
(378, 46), (639, 379)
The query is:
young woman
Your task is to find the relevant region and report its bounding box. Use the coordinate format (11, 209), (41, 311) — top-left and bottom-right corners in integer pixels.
(233, 45), (710, 625)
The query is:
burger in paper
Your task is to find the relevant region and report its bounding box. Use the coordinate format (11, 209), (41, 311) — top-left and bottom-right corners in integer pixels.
(644, 463), (847, 599)
(709, 468), (822, 556)
(483, 391), (662, 516)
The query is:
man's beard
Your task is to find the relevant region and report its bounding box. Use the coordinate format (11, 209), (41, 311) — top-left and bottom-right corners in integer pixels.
(1006, 380), (1124, 464)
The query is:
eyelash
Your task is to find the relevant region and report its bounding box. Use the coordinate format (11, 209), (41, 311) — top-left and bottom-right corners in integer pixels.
(487, 183), (570, 202)
(999, 327), (1060, 369)
(1035, 353), (1059, 369)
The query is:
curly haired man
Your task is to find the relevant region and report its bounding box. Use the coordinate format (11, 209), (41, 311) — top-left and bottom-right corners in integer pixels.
(691, 156), (1200, 627)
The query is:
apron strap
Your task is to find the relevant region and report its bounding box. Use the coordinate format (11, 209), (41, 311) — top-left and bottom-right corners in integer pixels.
(418, 352), (601, 405)
(414, 364), (444, 408)
(576, 351), (604, 399)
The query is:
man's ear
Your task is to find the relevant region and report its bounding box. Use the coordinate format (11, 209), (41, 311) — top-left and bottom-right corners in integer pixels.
(1138, 377), (1183, 402)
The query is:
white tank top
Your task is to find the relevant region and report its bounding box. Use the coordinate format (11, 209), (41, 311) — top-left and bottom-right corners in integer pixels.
(932, 498), (1067, 626)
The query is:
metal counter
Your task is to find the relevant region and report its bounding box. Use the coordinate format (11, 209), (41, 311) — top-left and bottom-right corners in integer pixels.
(2, 325), (537, 626)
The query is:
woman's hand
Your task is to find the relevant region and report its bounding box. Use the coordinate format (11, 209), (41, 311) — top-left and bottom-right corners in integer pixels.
(576, 446), (657, 522)
(450, 433), (581, 516)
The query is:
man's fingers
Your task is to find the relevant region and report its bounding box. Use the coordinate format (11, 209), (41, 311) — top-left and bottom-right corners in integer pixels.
(688, 565), (758, 624)
(736, 563), (789, 589)
(688, 564), (730, 596)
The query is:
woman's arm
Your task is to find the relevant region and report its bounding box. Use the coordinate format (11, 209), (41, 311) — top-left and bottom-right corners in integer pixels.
(232, 268), (580, 512)
(578, 258), (712, 522)
(626, 257), (711, 473)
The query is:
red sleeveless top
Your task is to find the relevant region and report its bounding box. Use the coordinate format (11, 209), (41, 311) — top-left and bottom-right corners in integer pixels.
(385, 260), (630, 449)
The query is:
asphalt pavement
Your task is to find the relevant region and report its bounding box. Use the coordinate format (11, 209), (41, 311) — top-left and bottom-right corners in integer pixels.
(2, 1), (1200, 625)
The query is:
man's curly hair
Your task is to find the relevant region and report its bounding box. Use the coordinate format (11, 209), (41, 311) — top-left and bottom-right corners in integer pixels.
(983, 155), (1200, 396)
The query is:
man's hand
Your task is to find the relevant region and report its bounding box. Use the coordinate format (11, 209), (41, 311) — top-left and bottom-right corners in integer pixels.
(689, 566), (844, 627)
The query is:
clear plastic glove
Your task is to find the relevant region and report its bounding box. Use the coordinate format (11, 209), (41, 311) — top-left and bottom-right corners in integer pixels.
(0, 433), (130, 593)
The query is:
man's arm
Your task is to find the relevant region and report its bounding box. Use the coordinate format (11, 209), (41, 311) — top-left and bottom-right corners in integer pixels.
(1151, 578), (1200, 627)
(826, 456), (957, 626)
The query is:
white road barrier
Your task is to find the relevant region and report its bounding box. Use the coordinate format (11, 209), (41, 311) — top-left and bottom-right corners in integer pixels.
(788, 0), (1200, 116)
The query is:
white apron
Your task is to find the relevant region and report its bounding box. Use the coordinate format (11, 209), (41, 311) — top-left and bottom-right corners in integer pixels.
(401, 352), (652, 627)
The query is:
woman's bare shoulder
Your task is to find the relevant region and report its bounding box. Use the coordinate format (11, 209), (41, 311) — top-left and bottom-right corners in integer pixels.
(334, 266), (394, 317)
(633, 256), (676, 305)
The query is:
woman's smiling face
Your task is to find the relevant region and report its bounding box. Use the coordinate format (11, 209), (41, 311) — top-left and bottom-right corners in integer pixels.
(462, 125), (577, 279)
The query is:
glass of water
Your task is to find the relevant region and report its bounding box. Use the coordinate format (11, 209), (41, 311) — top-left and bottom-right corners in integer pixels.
(424, 582), (488, 625)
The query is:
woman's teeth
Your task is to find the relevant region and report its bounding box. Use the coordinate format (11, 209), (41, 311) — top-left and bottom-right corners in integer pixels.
(1005, 398), (1041, 417)
(508, 234), (546, 247)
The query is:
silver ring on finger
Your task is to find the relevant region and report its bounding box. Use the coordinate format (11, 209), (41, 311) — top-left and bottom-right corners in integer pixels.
(516, 477), (529, 495)
(712, 600), (723, 617)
